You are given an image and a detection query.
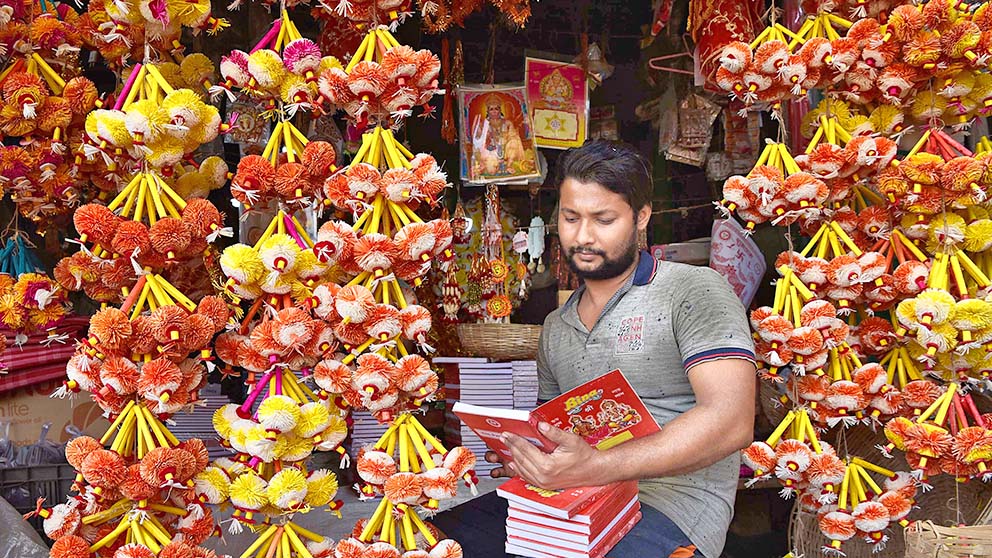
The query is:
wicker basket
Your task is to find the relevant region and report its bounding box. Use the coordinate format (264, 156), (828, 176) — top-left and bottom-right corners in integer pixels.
(456, 323), (542, 361)
(905, 521), (992, 558)
(788, 427), (992, 558)
(758, 379), (788, 428)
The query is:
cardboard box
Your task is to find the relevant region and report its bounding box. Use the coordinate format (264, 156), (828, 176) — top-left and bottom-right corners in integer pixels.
(650, 239), (711, 265)
(0, 379), (110, 446)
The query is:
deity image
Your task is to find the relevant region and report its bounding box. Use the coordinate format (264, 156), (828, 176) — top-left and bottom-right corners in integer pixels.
(459, 86), (540, 183)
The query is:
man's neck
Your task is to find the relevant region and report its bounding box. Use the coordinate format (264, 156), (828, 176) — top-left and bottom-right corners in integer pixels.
(580, 255), (640, 308)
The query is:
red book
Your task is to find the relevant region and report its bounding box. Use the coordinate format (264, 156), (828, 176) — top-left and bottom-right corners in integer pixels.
(451, 369), (659, 463)
(506, 481), (639, 533)
(507, 494), (640, 543)
(498, 477), (630, 520)
(505, 508), (642, 558)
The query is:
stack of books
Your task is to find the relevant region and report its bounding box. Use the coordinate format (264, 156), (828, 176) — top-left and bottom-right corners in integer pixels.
(436, 356), (514, 474)
(497, 478), (642, 558)
(348, 409), (391, 455)
(511, 360), (539, 411)
(452, 369), (660, 556)
(170, 383), (232, 458)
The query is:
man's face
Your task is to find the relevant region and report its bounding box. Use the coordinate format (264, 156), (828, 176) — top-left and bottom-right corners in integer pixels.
(487, 106), (500, 118)
(558, 177), (646, 281)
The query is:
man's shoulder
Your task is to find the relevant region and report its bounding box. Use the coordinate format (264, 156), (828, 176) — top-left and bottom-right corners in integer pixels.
(541, 305), (566, 329)
(649, 261), (732, 293)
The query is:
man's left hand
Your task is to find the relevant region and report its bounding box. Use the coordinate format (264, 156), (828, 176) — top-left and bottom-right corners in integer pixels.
(502, 422), (604, 490)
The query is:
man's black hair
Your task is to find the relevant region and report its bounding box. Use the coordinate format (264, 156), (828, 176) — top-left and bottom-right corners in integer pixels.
(554, 140), (652, 212)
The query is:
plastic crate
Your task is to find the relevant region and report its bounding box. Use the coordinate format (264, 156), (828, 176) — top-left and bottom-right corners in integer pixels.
(0, 464), (75, 542)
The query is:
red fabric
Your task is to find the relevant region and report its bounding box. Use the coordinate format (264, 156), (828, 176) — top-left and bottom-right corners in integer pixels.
(316, 14), (364, 62)
(0, 362), (71, 394)
(0, 315), (88, 394)
(692, 0), (763, 90)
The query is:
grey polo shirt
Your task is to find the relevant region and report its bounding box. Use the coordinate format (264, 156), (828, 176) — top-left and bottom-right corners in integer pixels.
(537, 251), (755, 558)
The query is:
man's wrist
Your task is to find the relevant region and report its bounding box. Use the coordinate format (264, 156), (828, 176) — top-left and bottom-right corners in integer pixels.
(588, 449), (616, 486)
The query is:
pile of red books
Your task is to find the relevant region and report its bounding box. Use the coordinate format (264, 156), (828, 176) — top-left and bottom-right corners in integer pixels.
(453, 370), (658, 557)
(497, 478), (641, 558)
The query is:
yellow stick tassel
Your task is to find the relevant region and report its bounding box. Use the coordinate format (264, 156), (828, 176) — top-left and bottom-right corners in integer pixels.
(108, 174), (144, 211)
(857, 465), (884, 496)
(409, 416), (447, 453)
(284, 524), (315, 558)
(830, 221), (863, 256)
(917, 390), (949, 424)
(400, 510), (416, 550)
(766, 411), (796, 446)
(359, 498), (391, 541)
(290, 215), (315, 248)
(388, 130), (415, 159)
(90, 519), (131, 552)
(280, 527), (291, 558)
(379, 502), (394, 542)
(934, 383), (958, 426)
(287, 522), (324, 543)
(154, 275), (198, 311)
(838, 465), (851, 510)
(144, 64), (176, 95)
(144, 177), (158, 226)
(399, 423), (411, 471)
(407, 510), (438, 547)
(347, 32), (375, 72)
(133, 177), (149, 223)
(241, 525), (278, 558)
(146, 175), (169, 224)
(101, 401), (136, 444)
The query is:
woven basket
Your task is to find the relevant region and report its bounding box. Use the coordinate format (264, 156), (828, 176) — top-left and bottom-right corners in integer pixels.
(758, 379), (788, 428)
(788, 426), (992, 558)
(905, 521), (992, 558)
(456, 323), (542, 362)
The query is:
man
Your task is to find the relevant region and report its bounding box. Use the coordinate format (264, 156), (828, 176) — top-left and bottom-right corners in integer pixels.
(432, 140), (756, 558)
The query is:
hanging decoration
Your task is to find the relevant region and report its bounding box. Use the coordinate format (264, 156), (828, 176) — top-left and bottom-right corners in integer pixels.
(35, 54), (238, 557)
(524, 56), (589, 150)
(719, 0), (992, 554)
(457, 84), (541, 184)
(417, 0), (532, 34)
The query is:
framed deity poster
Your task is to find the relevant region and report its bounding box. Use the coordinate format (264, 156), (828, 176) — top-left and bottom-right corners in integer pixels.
(458, 84), (541, 184)
(525, 57), (589, 149)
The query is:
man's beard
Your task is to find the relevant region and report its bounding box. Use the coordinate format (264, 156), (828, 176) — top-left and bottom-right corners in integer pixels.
(564, 233), (639, 281)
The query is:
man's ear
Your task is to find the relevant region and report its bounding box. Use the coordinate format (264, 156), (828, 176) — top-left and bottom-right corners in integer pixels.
(636, 205), (651, 230)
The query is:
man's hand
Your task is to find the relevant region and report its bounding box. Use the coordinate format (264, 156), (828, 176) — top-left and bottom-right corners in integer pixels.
(502, 422), (602, 490)
(484, 451), (513, 479)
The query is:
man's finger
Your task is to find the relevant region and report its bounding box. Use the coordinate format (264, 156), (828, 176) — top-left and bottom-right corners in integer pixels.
(507, 457), (543, 488)
(537, 421), (585, 447)
(485, 451), (503, 464)
(503, 432), (543, 463)
(489, 466), (508, 479)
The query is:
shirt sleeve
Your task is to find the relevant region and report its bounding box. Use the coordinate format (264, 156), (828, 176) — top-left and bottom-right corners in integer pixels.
(536, 321), (560, 402)
(672, 266), (756, 373)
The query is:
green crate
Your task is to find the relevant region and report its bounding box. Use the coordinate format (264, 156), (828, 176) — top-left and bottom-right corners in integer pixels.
(0, 464), (75, 543)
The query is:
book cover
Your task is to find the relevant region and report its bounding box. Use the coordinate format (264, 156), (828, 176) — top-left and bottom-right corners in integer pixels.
(506, 481), (639, 531)
(505, 509), (642, 558)
(533, 369), (659, 451)
(452, 369), (659, 460)
(449, 404), (554, 461)
(497, 477), (627, 520)
(506, 494), (639, 543)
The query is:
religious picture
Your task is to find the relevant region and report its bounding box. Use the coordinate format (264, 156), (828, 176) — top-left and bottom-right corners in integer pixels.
(458, 84), (541, 183)
(525, 57), (589, 149)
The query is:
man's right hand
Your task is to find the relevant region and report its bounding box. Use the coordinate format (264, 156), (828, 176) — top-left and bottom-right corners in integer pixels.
(485, 451), (513, 478)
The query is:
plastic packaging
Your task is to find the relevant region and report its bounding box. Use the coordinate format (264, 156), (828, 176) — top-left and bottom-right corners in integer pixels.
(0, 495), (48, 558)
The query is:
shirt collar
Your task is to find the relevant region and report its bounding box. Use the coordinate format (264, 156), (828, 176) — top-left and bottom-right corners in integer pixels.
(631, 249), (658, 286)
